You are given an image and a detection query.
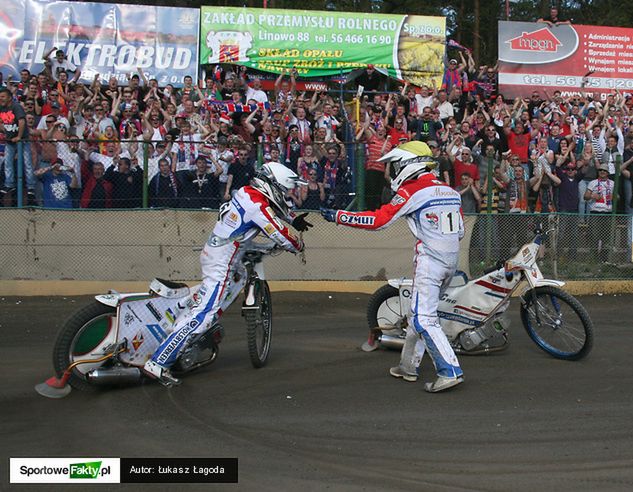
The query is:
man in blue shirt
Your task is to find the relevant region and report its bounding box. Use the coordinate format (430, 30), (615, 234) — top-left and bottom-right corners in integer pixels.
(34, 159), (78, 208)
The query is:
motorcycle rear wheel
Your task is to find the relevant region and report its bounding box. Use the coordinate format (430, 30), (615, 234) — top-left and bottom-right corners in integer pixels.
(520, 286), (594, 360)
(367, 284), (403, 331)
(244, 280), (273, 368)
(53, 302), (117, 391)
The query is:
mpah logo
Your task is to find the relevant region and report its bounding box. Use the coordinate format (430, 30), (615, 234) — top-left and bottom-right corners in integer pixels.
(498, 21), (578, 65)
(507, 27), (562, 52)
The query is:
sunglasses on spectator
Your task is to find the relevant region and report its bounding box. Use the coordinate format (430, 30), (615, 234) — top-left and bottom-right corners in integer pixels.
(46, 119), (55, 123)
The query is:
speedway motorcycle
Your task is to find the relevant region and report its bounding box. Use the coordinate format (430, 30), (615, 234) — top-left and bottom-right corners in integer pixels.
(36, 240), (286, 398)
(363, 229), (594, 360)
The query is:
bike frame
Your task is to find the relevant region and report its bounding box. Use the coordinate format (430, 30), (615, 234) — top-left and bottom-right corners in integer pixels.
(71, 241), (279, 372)
(385, 233), (565, 337)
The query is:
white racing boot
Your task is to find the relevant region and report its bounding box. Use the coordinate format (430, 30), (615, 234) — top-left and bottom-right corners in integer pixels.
(143, 359), (182, 387)
(424, 375), (463, 393)
(389, 366), (418, 382)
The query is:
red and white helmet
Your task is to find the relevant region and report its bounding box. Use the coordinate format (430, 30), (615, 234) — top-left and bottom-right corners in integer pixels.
(251, 162), (306, 216)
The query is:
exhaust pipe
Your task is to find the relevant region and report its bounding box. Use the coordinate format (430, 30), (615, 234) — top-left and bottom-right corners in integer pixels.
(87, 367), (142, 385)
(376, 333), (405, 351)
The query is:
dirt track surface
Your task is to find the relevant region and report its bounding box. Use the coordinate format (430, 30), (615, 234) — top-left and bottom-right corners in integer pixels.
(2, 292), (633, 491)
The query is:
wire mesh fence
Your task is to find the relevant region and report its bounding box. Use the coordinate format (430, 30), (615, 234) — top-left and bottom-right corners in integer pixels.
(2, 138), (632, 218)
(1, 209), (631, 282)
(0, 139), (363, 211)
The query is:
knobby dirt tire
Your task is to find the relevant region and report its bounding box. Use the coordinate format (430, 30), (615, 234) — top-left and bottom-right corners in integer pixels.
(520, 286), (594, 360)
(245, 280), (273, 368)
(53, 301), (117, 391)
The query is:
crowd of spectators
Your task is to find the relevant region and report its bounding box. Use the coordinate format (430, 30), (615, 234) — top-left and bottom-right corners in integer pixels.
(0, 45), (632, 219)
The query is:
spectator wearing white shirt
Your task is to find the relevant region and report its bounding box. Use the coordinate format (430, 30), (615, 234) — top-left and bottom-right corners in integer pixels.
(435, 89), (454, 123)
(415, 85), (436, 114)
(245, 77), (268, 104)
(43, 48), (81, 83)
(315, 103), (340, 141)
(36, 101), (70, 131)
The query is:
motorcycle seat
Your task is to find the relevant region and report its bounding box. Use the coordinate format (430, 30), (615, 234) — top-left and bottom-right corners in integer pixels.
(149, 278), (190, 299)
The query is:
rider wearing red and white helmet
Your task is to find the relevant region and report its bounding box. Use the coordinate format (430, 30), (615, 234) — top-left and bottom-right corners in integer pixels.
(321, 141), (465, 392)
(145, 162), (310, 385)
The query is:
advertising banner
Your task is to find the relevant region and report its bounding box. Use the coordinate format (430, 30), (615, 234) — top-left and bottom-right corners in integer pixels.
(0, 0), (199, 87)
(499, 21), (633, 100)
(200, 7), (446, 87)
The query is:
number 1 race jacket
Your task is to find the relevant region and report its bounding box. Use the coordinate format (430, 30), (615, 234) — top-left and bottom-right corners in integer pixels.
(333, 173), (464, 264)
(211, 185), (304, 253)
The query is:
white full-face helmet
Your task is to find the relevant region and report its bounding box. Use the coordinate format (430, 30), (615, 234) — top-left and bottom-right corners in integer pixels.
(378, 141), (438, 191)
(250, 162), (307, 216)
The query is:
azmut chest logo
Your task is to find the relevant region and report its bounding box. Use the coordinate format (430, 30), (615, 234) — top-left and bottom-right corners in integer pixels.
(507, 27), (562, 52)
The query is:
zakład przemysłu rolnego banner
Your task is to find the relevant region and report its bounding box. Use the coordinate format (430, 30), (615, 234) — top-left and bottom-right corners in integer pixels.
(199, 6), (446, 87)
(499, 20), (633, 99)
(0, 0), (199, 86)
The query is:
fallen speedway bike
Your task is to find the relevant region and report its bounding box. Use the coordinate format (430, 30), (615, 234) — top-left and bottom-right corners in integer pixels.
(36, 240), (287, 398)
(364, 229), (594, 360)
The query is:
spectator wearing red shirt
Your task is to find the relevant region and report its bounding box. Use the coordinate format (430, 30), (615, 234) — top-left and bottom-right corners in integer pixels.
(80, 162), (113, 208)
(357, 121), (392, 210)
(447, 143), (480, 191)
(504, 120), (530, 167)
(388, 118), (410, 145)
(40, 88), (68, 118)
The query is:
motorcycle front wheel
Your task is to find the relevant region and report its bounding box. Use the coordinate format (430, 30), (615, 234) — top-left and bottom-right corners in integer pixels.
(53, 302), (117, 391)
(520, 286), (594, 360)
(244, 280), (272, 368)
(366, 284), (404, 331)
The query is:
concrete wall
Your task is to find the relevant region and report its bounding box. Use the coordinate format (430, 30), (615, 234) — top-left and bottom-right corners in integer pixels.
(0, 209), (413, 282)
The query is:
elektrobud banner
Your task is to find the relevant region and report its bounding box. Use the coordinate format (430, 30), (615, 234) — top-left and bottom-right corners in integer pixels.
(0, 0), (199, 87)
(200, 7), (446, 86)
(499, 20), (633, 99)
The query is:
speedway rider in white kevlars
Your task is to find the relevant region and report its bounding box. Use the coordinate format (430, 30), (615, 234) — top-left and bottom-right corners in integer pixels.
(321, 141), (465, 392)
(144, 162), (310, 385)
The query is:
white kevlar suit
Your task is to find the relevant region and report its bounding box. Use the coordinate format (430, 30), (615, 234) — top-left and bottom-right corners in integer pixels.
(332, 172), (464, 379)
(149, 185), (303, 369)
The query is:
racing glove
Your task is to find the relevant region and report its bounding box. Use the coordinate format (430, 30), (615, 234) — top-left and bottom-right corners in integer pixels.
(292, 212), (313, 232)
(320, 208), (337, 223)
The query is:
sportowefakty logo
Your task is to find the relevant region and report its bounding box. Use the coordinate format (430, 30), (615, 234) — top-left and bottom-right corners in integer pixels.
(69, 461), (103, 479)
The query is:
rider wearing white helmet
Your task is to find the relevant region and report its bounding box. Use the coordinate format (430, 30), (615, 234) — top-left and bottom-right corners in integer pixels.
(321, 141), (465, 392)
(144, 162), (310, 385)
